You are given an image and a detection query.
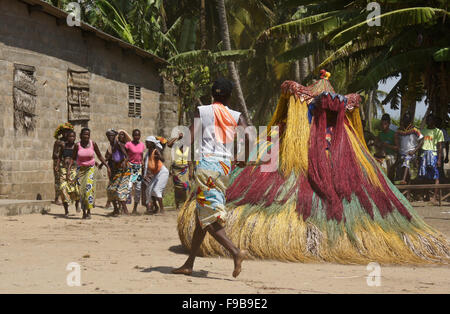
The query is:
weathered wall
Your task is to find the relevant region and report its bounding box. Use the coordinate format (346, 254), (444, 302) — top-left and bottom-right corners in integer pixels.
(0, 0), (178, 200)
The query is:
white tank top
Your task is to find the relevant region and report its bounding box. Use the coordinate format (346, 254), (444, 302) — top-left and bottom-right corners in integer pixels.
(198, 104), (241, 159)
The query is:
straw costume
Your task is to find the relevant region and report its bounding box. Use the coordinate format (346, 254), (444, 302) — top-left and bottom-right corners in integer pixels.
(177, 71), (449, 265)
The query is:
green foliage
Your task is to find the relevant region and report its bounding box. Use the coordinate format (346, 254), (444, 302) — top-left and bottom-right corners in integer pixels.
(433, 48), (450, 62)
(44, 0), (450, 125)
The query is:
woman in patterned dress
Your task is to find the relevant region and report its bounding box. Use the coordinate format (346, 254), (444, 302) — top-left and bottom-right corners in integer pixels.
(69, 128), (109, 219)
(107, 130), (132, 216)
(56, 129), (80, 216)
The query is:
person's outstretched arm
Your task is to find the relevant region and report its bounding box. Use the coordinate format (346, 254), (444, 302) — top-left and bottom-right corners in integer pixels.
(167, 133), (184, 148)
(93, 142), (110, 173)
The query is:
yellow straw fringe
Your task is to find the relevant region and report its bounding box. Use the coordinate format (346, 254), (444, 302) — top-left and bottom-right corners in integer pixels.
(177, 199), (450, 265)
(346, 107), (368, 150)
(268, 94), (288, 128)
(280, 96), (310, 176)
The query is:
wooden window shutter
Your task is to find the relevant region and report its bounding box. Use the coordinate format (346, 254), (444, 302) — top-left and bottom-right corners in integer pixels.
(128, 85), (142, 118)
(135, 86), (141, 118)
(128, 85), (135, 117)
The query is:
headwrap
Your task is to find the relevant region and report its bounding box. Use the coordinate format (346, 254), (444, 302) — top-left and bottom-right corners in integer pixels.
(155, 136), (168, 145)
(54, 122), (74, 139)
(106, 129), (118, 136)
(146, 136), (163, 150)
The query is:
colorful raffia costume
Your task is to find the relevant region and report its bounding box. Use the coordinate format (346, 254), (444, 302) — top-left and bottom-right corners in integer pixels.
(177, 72), (450, 264)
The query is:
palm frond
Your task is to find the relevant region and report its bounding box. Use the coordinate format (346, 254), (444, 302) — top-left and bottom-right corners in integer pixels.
(262, 11), (341, 39)
(330, 7), (448, 46)
(351, 47), (439, 91)
(276, 39), (328, 63)
(381, 76), (406, 110)
(434, 47), (450, 62)
(213, 49), (256, 62)
(95, 0), (134, 44)
(168, 50), (214, 67)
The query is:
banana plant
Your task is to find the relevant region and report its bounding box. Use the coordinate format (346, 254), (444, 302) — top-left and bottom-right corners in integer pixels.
(262, 0), (450, 122)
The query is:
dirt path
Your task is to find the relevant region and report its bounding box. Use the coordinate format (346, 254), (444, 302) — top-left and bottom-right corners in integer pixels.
(0, 199), (449, 294)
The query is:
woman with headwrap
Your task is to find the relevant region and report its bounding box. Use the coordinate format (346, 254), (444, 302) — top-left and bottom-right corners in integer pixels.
(56, 129), (80, 216)
(107, 130), (132, 216)
(52, 122), (74, 205)
(142, 136), (169, 215)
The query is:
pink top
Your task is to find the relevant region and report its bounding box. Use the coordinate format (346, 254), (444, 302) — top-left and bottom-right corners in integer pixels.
(125, 141), (145, 164)
(77, 140), (95, 167)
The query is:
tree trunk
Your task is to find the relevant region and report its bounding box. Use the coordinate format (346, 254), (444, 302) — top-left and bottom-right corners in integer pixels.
(294, 61), (300, 82)
(437, 63), (449, 123)
(295, 6), (308, 82)
(400, 72), (417, 122)
(307, 34), (315, 74)
(215, 0), (252, 124)
(200, 0), (207, 49)
(420, 105), (432, 129)
(297, 34), (308, 82)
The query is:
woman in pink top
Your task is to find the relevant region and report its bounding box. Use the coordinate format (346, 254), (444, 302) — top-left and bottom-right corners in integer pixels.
(68, 128), (109, 219)
(125, 129), (146, 214)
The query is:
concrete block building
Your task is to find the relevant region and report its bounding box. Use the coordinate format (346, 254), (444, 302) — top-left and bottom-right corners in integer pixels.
(0, 0), (179, 200)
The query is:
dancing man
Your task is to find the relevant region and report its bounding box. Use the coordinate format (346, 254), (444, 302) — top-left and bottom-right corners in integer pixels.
(173, 78), (249, 278)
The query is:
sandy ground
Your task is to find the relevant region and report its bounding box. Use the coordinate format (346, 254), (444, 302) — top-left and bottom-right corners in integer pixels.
(0, 198), (449, 294)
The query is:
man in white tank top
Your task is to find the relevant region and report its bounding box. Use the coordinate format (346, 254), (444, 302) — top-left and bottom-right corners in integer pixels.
(173, 78), (249, 278)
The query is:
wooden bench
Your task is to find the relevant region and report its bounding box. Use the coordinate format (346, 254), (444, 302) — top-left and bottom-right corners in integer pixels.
(395, 184), (450, 206)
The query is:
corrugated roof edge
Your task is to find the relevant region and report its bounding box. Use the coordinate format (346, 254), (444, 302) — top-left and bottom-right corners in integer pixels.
(18, 0), (168, 66)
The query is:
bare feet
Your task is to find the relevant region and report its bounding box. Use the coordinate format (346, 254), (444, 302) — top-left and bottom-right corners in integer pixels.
(232, 250), (247, 278)
(172, 266), (193, 276)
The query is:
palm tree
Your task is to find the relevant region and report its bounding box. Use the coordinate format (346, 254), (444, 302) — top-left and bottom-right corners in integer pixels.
(263, 1), (450, 123)
(215, 0), (252, 124)
(224, 0), (300, 125)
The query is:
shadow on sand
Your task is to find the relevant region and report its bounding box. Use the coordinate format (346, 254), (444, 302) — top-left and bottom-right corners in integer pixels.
(141, 266), (235, 282)
(169, 245), (189, 255)
(43, 212), (111, 220)
(141, 266), (208, 278)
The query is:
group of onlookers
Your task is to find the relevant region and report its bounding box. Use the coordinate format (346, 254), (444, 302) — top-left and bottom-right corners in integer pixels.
(365, 112), (449, 203)
(52, 123), (189, 219)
